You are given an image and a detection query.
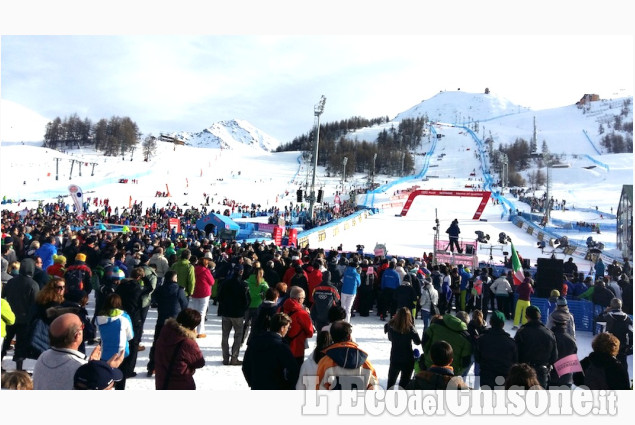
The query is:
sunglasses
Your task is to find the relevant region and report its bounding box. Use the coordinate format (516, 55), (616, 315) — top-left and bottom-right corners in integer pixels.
(55, 285), (65, 290)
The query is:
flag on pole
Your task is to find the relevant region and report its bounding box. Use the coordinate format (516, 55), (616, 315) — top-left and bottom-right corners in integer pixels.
(68, 184), (84, 217)
(511, 242), (524, 286)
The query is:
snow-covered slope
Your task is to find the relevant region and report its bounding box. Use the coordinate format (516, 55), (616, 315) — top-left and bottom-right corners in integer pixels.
(0, 99), (51, 143)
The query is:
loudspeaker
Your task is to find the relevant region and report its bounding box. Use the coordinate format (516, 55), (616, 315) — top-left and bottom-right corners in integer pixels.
(317, 189), (323, 203)
(535, 258), (563, 298)
(296, 189), (303, 202)
(465, 244), (475, 255)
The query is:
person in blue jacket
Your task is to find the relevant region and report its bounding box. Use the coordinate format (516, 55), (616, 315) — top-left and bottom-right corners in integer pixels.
(379, 260), (401, 321)
(340, 261), (361, 323)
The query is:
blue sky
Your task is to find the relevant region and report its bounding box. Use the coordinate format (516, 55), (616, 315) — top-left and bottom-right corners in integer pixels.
(1, 3), (633, 143)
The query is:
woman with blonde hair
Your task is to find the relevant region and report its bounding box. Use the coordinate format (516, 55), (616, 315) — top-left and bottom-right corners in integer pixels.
(28, 276), (67, 359)
(384, 306), (421, 389)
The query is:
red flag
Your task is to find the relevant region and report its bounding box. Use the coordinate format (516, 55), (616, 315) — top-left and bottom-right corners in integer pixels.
(511, 242), (524, 286)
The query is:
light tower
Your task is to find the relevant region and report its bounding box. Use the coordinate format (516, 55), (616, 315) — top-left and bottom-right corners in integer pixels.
(308, 95), (326, 222)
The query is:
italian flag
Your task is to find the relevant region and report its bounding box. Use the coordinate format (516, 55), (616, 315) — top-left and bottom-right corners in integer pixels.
(511, 242), (524, 286)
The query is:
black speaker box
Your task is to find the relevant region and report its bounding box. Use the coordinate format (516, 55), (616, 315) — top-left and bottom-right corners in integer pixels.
(535, 258), (563, 298)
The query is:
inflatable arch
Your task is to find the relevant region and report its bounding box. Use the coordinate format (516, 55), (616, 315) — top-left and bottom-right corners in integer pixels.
(400, 190), (491, 219)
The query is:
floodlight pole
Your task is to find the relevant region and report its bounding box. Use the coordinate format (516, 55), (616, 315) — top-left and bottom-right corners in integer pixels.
(308, 95), (326, 223)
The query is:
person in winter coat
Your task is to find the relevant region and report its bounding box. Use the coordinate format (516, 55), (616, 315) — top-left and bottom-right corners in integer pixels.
(310, 270), (341, 332)
(147, 270), (188, 377)
(296, 330), (334, 390)
(64, 253), (93, 295)
(422, 313), (473, 376)
(549, 320), (578, 388)
(384, 307), (421, 389)
(316, 320), (378, 390)
(438, 269), (453, 315)
(242, 312), (300, 390)
(546, 297), (576, 339)
(592, 279), (614, 309)
(419, 277), (438, 331)
(514, 305), (558, 389)
(154, 308), (205, 390)
(281, 286), (314, 365)
(573, 332), (630, 390)
(457, 264), (472, 311)
(1, 294), (15, 350)
(170, 249), (196, 297)
(27, 276), (66, 360)
(191, 253), (215, 338)
(357, 260), (377, 317)
(218, 264), (250, 365)
(379, 261), (400, 320)
(306, 261), (323, 307)
(149, 246), (170, 285)
(1, 257), (39, 371)
(446, 219), (462, 253)
(35, 236), (57, 271)
(243, 267), (268, 344)
(407, 340), (469, 390)
(512, 276), (534, 330)
(95, 293), (134, 390)
(598, 298), (633, 371)
(394, 274), (417, 316)
(475, 311), (517, 389)
(46, 254), (66, 279)
(490, 273), (513, 319)
(340, 261), (361, 322)
(594, 257), (606, 280)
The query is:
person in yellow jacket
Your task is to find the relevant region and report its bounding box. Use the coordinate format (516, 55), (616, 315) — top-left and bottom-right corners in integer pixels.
(1, 297), (16, 350)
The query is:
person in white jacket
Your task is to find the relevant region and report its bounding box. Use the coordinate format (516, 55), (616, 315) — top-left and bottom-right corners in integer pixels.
(419, 278), (438, 331)
(295, 330), (333, 390)
(490, 274), (513, 320)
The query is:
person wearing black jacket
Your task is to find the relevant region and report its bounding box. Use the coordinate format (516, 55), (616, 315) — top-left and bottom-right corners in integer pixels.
(384, 307), (421, 389)
(549, 320), (578, 388)
(475, 311), (517, 389)
(115, 268), (153, 379)
(147, 270), (188, 377)
(218, 264), (251, 365)
(242, 312), (299, 390)
(573, 332), (630, 390)
(514, 305), (558, 389)
(1, 258), (39, 371)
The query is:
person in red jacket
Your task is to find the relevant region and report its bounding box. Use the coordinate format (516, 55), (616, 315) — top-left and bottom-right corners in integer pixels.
(281, 286), (314, 366)
(191, 253), (215, 338)
(306, 260), (323, 307)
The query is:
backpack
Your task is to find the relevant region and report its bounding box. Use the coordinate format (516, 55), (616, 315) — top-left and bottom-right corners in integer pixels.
(65, 268), (86, 292)
(91, 264), (106, 292)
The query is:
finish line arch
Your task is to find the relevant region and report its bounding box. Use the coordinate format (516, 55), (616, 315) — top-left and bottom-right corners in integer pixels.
(400, 189), (491, 219)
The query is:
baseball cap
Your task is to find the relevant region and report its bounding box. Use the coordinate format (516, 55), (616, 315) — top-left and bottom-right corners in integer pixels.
(73, 360), (123, 390)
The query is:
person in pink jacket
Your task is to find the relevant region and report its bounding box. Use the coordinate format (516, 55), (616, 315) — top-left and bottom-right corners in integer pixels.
(191, 252), (215, 338)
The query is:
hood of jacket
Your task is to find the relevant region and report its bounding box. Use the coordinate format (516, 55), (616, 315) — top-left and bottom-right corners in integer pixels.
(19, 258), (35, 277)
(442, 313), (468, 332)
(162, 317), (197, 342)
(324, 341), (369, 369)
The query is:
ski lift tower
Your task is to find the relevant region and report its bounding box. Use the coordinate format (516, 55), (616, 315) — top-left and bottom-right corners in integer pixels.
(308, 95), (326, 222)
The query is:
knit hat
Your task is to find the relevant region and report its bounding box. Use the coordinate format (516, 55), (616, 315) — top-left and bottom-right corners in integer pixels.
(54, 255), (67, 264)
(75, 253), (87, 262)
(490, 310), (506, 326)
(73, 360), (123, 390)
(109, 266), (125, 280)
(65, 288), (87, 304)
(556, 296), (568, 306)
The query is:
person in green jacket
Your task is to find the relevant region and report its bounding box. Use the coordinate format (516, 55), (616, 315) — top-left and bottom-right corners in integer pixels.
(170, 249), (196, 297)
(422, 313), (473, 377)
(243, 267), (269, 344)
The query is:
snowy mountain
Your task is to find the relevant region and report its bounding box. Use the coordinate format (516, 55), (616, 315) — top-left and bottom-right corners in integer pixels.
(394, 90), (529, 124)
(166, 119), (280, 152)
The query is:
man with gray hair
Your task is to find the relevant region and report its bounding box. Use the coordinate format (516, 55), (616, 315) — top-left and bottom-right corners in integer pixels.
(599, 298), (633, 371)
(281, 286), (314, 366)
(32, 313), (123, 390)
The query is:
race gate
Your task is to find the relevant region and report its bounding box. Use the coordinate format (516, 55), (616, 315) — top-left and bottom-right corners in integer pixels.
(399, 189), (491, 219)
